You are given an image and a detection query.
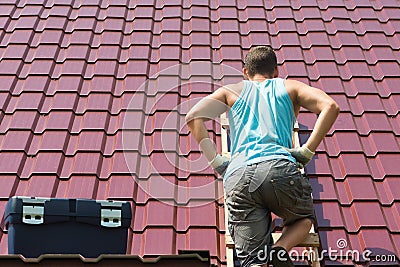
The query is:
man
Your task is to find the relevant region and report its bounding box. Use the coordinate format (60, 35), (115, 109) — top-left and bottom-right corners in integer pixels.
(185, 46), (339, 267)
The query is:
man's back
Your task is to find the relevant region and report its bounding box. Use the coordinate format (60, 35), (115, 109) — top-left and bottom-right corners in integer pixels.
(224, 78), (296, 179)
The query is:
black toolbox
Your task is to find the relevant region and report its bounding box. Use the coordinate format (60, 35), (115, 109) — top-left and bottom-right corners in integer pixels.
(4, 196), (132, 258)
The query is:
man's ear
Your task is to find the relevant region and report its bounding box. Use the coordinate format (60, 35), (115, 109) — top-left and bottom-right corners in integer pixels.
(273, 67), (279, 78)
(243, 67), (249, 79)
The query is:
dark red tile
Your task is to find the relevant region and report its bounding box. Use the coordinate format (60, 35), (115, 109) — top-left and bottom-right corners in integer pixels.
(340, 62), (372, 79)
(2, 44), (29, 59)
(310, 77), (344, 94)
(0, 153), (24, 174)
(0, 74), (17, 93)
(21, 152), (63, 178)
(372, 61), (400, 80)
(65, 30), (94, 45)
(29, 131), (68, 154)
(375, 179), (396, 205)
(8, 30), (34, 44)
(270, 19), (297, 35)
(0, 59), (23, 74)
(144, 201), (175, 230)
(16, 175), (58, 198)
(38, 16), (68, 31)
(356, 229), (397, 255)
(376, 154), (400, 176)
(300, 18), (326, 33)
(341, 154), (370, 176)
(334, 46), (365, 64)
(0, 131), (31, 151)
(36, 111), (73, 131)
(101, 152), (137, 178)
(295, 7), (322, 21)
(6, 92), (43, 113)
(309, 61), (340, 79)
(271, 32), (300, 49)
(107, 175), (136, 199)
(324, 132), (363, 157)
(176, 175), (218, 204)
(360, 32), (393, 49)
(57, 45), (90, 61)
(142, 228), (174, 255)
(383, 204), (400, 232)
(66, 131), (104, 154)
(41, 93), (77, 113)
(313, 202), (345, 227)
(309, 176), (339, 201)
(56, 176), (97, 198)
(2, 111), (38, 131)
(176, 229), (221, 256)
(177, 202), (218, 231)
(360, 133), (399, 156)
(74, 6), (100, 17)
(345, 177), (377, 202)
(303, 46), (334, 64)
(242, 7), (266, 20)
(0, 175), (18, 198)
(355, 113), (394, 135)
(348, 77), (381, 95)
(96, 18), (125, 32)
(304, 153), (332, 176)
(276, 46), (304, 63)
(282, 62), (308, 77)
(0, 4), (15, 16)
(135, 175), (177, 204)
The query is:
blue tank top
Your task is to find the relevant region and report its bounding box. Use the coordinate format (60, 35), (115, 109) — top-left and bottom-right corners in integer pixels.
(224, 78), (296, 180)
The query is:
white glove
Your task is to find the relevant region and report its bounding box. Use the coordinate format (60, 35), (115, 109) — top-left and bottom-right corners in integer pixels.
(209, 154), (230, 176)
(287, 145), (315, 168)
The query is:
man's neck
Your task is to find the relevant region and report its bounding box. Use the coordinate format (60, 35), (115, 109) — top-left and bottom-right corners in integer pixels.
(248, 74), (273, 82)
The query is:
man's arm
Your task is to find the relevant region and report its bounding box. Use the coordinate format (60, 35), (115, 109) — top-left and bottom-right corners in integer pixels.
(185, 87), (230, 174)
(285, 79), (340, 166)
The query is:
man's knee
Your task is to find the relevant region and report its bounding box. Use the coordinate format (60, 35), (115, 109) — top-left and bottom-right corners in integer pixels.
(302, 218), (314, 232)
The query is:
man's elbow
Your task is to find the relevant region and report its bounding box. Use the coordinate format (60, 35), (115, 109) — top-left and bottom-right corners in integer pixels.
(185, 112), (193, 124)
(185, 111), (201, 128)
(328, 101), (340, 117)
(185, 112), (196, 131)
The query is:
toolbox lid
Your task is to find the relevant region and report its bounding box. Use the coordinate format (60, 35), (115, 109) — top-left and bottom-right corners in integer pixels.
(4, 196), (132, 228)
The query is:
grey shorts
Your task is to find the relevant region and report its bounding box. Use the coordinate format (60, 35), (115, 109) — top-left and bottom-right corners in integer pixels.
(224, 159), (315, 267)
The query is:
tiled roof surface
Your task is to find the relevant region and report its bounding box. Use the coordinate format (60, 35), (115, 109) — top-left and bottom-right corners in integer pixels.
(0, 0), (399, 266)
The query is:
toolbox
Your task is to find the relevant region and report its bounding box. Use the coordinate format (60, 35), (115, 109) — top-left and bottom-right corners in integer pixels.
(4, 196), (132, 258)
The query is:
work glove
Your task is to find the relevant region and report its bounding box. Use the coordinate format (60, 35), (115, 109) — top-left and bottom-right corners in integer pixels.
(209, 154), (230, 176)
(287, 145), (315, 168)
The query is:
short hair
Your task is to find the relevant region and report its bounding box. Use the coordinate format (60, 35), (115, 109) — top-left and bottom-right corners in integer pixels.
(244, 46), (277, 77)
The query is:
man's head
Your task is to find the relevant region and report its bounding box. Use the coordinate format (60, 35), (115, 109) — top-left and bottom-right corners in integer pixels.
(244, 46), (278, 79)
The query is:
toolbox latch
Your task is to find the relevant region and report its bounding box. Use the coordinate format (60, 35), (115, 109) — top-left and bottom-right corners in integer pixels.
(97, 200), (124, 228)
(100, 208), (121, 227)
(22, 205), (44, 224)
(19, 197), (49, 225)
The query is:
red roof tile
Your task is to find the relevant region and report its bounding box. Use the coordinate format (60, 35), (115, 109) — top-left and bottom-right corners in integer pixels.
(0, 1), (399, 266)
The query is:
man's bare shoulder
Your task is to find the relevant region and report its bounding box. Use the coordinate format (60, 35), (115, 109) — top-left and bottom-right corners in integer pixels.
(220, 81), (244, 107)
(222, 81), (244, 93)
(283, 79), (306, 91)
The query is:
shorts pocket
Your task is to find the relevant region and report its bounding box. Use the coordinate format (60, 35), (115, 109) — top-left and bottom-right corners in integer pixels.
(270, 176), (302, 208)
(300, 175), (313, 196)
(296, 176), (314, 210)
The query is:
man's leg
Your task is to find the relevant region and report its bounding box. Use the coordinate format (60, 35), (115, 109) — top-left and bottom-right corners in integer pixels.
(273, 218), (313, 251)
(255, 160), (315, 266)
(225, 164), (275, 267)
